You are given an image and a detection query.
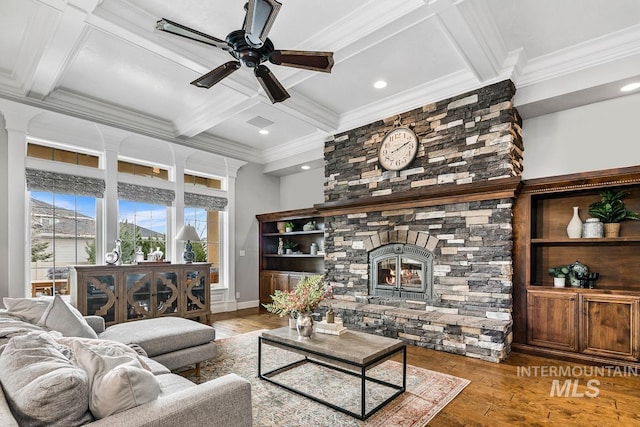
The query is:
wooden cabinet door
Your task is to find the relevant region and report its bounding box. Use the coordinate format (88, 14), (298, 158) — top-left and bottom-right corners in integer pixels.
(527, 290), (578, 351)
(288, 273), (301, 292)
(274, 272), (289, 293)
(580, 295), (639, 361)
(260, 272), (275, 304)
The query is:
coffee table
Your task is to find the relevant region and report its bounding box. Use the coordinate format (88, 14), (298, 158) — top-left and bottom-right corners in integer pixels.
(258, 327), (406, 420)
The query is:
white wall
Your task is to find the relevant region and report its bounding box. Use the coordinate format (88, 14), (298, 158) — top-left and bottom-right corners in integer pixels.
(522, 92), (640, 179)
(279, 167), (324, 210)
(235, 162), (280, 305)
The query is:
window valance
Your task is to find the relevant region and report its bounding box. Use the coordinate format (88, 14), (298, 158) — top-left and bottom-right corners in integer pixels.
(25, 168), (105, 198)
(117, 182), (175, 206)
(184, 192), (228, 211)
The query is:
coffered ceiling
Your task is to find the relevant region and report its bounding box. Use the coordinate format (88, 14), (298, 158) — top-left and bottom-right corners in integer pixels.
(1, 0), (639, 175)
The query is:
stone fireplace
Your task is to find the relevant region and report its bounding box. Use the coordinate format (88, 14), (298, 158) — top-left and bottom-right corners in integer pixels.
(316, 80), (523, 362)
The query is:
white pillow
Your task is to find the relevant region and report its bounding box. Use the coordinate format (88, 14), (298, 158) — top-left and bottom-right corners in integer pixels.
(38, 295), (98, 339)
(0, 332), (93, 426)
(3, 296), (53, 324)
(72, 341), (161, 419)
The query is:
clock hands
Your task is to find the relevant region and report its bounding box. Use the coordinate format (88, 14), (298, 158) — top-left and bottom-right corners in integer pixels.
(391, 141), (412, 154)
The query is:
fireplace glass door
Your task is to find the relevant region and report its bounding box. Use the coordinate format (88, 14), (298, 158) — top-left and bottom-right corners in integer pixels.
(370, 244), (433, 300)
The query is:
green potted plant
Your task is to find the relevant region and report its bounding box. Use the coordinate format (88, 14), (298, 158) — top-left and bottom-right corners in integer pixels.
(548, 265), (570, 288)
(282, 240), (298, 254)
(262, 275), (330, 336)
(284, 221), (295, 232)
(588, 189), (638, 237)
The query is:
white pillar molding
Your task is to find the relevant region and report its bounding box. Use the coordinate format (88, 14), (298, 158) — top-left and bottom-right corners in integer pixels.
(0, 106), (38, 297)
(101, 128), (122, 264)
(210, 158), (247, 313)
(171, 146), (190, 263)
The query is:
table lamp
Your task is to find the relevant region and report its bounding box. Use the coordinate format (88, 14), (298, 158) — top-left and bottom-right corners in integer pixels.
(175, 224), (201, 263)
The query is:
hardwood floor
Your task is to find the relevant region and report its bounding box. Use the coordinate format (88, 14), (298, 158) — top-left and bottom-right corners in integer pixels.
(210, 308), (640, 426)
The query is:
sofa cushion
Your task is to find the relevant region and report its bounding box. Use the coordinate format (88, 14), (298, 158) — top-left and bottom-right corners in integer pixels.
(98, 317), (215, 356)
(38, 295), (98, 339)
(72, 341), (161, 419)
(0, 331), (93, 426)
(2, 296), (53, 324)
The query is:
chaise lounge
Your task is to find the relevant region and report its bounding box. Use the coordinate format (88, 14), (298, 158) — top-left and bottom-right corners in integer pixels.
(0, 296), (252, 426)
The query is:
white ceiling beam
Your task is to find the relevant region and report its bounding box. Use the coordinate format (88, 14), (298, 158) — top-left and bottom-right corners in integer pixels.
(173, 96), (261, 138)
(429, 0), (506, 82)
(26, 0), (102, 99)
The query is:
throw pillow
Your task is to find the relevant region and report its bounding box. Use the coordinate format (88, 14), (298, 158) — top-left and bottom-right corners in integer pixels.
(0, 331), (93, 426)
(72, 341), (161, 419)
(38, 295), (98, 339)
(3, 296), (53, 324)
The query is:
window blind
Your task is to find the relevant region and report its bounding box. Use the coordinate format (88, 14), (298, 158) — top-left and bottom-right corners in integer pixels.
(25, 168), (105, 197)
(184, 192), (228, 211)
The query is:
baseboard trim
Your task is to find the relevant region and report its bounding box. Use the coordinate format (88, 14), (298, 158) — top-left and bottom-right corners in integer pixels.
(237, 300), (260, 310)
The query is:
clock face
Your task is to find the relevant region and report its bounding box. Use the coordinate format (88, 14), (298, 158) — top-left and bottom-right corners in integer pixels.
(378, 127), (418, 171)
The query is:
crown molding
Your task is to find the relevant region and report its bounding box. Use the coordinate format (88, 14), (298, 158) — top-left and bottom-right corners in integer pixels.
(261, 130), (326, 165)
(517, 24), (640, 87)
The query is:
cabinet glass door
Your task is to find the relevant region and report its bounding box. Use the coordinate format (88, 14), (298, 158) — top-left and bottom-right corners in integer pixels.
(85, 274), (117, 323)
(185, 269), (206, 314)
(126, 272), (153, 320)
(156, 271), (179, 315)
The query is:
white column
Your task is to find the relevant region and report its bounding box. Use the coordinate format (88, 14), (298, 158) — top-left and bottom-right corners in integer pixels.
(0, 104), (37, 297)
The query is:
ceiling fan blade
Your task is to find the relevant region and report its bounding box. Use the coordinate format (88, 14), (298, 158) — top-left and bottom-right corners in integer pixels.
(243, 0), (282, 48)
(254, 65), (290, 103)
(269, 50), (334, 73)
(156, 18), (230, 51)
(190, 61), (241, 89)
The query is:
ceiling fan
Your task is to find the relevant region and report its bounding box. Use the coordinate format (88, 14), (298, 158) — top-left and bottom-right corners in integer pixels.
(156, 0), (334, 103)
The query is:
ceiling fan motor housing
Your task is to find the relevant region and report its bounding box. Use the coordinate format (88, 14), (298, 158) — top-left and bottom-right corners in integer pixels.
(226, 30), (274, 68)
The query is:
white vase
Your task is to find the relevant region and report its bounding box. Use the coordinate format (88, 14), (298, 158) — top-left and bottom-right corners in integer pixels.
(553, 277), (566, 288)
(566, 206), (583, 239)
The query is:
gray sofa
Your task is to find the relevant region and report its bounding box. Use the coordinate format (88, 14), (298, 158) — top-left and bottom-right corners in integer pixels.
(0, 302), (253, 427)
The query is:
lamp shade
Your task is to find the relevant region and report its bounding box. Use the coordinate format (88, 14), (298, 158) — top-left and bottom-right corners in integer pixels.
(175, 224), (201, 242)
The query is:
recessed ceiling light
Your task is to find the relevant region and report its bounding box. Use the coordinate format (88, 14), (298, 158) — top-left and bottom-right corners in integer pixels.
(373, 80), (387, 89)
(301, 165), (311, 170)
(259, 129), (269, 135)
(621, 82), (640, 92)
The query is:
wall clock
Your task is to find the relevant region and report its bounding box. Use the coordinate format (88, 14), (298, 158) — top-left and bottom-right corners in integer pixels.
(378, 126), (418, 171)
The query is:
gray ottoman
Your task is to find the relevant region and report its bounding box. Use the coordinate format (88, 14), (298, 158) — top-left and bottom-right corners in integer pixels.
(99, 317), (216, 375)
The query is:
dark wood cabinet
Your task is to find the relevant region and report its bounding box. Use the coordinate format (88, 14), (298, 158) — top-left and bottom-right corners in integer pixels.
(581, 294), (639, 361)
(256, 208), (324, 304)
(513, 166), (640, 365)
(71, 263), (211, 325)
(527, 290), (578, 351)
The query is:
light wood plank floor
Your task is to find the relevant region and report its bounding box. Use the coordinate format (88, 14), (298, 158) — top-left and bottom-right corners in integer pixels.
(210, 308), (640, 426)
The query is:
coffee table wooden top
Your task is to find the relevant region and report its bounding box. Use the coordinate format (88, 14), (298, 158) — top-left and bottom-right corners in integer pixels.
(261, 327), (404, 366)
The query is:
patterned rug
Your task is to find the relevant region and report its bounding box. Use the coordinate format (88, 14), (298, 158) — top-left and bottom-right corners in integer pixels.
(186, 330), (469, 426)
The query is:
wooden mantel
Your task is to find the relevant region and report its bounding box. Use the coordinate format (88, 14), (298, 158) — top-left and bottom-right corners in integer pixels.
(315, 176), (522, 216)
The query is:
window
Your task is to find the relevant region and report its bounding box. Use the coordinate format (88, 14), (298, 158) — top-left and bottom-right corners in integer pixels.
(118, 200), (167, 264)
(30, 192), (97, 295)
(184, 207), (221, 284)
(184, 173), (221, 189)
(119, 160), (169, 180)
(27, 143), (99, 168)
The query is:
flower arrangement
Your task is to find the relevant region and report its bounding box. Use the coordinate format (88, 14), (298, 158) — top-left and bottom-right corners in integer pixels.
(262, 274), (330, 317)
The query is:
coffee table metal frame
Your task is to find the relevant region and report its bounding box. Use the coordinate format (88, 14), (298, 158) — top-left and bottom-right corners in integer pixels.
(258, 330), (406, 420)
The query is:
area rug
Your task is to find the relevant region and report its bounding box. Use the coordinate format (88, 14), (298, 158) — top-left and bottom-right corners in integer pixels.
(186, 330), (469, 426)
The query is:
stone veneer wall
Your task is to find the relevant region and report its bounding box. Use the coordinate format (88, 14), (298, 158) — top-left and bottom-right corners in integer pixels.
(320, 80), (523, 362)
(325, 80), (523, 202)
